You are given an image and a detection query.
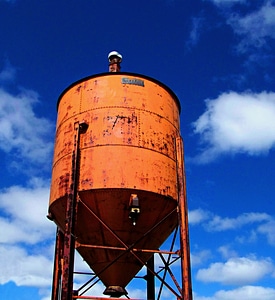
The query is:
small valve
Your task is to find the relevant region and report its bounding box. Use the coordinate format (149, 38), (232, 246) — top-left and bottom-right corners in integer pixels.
(129, 194), (140, 226)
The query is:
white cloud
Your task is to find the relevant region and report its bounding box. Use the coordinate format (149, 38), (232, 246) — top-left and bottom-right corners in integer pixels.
(189, 209), (271, 232)
(196, 256), (274, 285)
(189, 209), (275, 247)
(41, 297), (50, 300)
(194, 285), (275, 300)
(0, 179), (55, 244)
(227, 1), (275, 53)
(0, 60), (16, 82)
(0, 87), (53, 165)
(0, 63), (56, 298)
(40, 290), (52, 300)
(207, 0), (246, 7)
(218, 245), (238, 259)
(257, 220), (275, 246)
(186, 16), (205, 49)
(189, 208), (210, 225)
(192, 91), (275, 163)
(0, 244), (53, 287)
(191, 250), (212, 267)
(205, 212), (271, 232)
(0, 190), (54, 298)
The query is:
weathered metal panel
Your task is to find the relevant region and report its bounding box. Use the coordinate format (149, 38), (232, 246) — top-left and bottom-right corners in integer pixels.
(49, 72), (181, 289)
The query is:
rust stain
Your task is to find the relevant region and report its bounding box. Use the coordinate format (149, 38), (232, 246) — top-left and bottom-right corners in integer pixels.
(58, 173), (70, 192)
(111, 113), (138, 130)
(76, 85), (82, 93)
(81, 178), (93, 188)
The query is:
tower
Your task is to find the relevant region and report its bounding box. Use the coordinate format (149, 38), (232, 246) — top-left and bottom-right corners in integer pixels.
(48, 52), (192, 300)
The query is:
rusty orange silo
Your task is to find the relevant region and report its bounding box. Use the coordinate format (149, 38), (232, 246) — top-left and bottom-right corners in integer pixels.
(49, 62), (192, 299)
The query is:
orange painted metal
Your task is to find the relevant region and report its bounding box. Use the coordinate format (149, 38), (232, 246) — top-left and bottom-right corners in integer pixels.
(49, 72), (181, 290)
(176, 137), (193, 300)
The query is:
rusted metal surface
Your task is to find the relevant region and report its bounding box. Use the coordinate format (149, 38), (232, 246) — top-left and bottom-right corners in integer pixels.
(156, 227), (179, 300)
(50, 122), (84, 300)
(49, 72), (192, 298)
(50, 74), (179, 199)
(76, 198), (180, 297)
(51, 228), (63, 300)
(75, 242), (179, 255)
(60, 122), (83, 300)
(176, 137), (193, 300)
(49, 73), (181, 291)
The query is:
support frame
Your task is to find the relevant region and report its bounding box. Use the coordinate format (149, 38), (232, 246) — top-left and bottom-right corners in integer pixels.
(50, 135), (192, 300)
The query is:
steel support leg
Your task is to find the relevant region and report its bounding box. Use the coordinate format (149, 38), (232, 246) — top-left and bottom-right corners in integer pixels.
(147, 255), (155, 300)
(176, 137), (193, 300)
(60, 123), (81, 300)
(51, 228), (64, 300)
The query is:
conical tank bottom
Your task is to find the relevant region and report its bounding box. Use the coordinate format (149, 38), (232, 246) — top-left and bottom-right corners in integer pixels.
(103, 286), (128, 298)
(49, 189), (178, 289)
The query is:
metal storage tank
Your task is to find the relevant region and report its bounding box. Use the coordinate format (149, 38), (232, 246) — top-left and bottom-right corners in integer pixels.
(48, 53), (192, 299)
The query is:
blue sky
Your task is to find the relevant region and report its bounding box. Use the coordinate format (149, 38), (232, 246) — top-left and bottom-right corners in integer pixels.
(0, 0), (275, 299)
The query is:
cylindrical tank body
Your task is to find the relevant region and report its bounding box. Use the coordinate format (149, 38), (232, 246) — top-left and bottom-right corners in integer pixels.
(49, 72), (181, 290)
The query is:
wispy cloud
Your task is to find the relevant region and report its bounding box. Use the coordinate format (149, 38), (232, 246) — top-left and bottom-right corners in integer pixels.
(186, 16), (205, 49)
(0, 244), (53, 287)
(196, 256), (274, 285)
(257, 220), (275, 246)
(0, 60), (16, 82)
(0, 179), (55, 297)
(207, 0), (246, 7)
(192, 91), (275, 163)
(189, 208), (275, 247)
(189, 208), (210, 224)
(227, 1), (275, 53)
(0, 61), (55, 298)
(194, 285), (275, 300)
(0, 179), (54, 245)
(0, 87), (54, 166)
(191, 250), (212, 267)
(205, 212), (271, 232)
(190, 209), (272, 230)
(217, 245), (238, 259)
